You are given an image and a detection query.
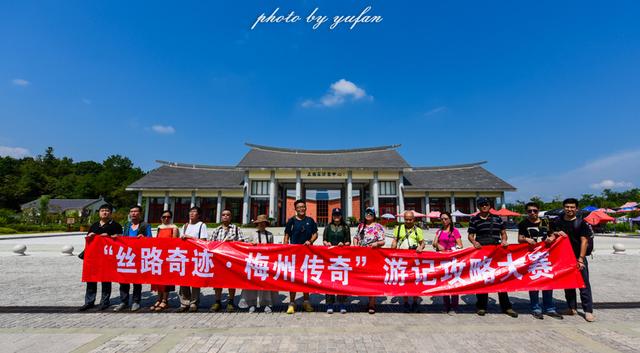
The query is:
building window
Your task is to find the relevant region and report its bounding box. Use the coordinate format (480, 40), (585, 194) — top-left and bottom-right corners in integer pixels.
(200, 197), (217, 223)
(379, 181), (397, 196)
(379, 198), (397, 217)
(225, 198), (243, 224)
(251, 181), (270, 196)
(250, 199), (269, 222)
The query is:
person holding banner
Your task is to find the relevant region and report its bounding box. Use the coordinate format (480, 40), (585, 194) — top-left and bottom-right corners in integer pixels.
(79, 203), (122, 312)
(239, 214), (279, 313)
(114, 205), (153, 312)
(390, 210), (425, 313)
(353, 207), (386, 314)
(518, 202), (563, 320)
(322, 207), (351, 314)
(209, 209), (245, 313)
(434, 211), (463, 315)
(549, 198), (595, 322)
(150, 209), (179, 312)
(283, 199), (318, 314)
(177, 206), (208, 312)
(468, 197), (518, 318)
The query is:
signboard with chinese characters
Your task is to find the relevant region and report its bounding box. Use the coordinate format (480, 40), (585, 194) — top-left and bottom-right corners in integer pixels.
(82, 236), (584, 296)
(302, 169), (348, 179)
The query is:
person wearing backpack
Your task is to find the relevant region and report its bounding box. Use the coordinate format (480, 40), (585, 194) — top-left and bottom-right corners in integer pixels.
(549, 198), (595, 322)
(114, 205), (153, 312)
(322, 208), (351, 314)
(178, 206), (209, 312)
(209, 209), (245, 312)
(390, 210), (425, 313)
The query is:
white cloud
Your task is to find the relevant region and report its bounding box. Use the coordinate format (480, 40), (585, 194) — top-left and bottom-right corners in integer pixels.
(151, 125), (175, 134)
(590, 179), (633, 190)
(424, 106), (447, 116)
(302, 79), (372, 108)
(11, 78), (30, 87)
(0, 146), (31, 158)
(508, 149), (640, 202)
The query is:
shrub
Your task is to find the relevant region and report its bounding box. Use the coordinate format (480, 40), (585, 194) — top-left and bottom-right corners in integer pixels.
(0, 227), (17, 234)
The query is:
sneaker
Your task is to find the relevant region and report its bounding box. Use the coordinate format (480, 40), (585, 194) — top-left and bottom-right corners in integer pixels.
(286, 304), (295, 314)
(188, 304), (198, 312)
(477, 309), (486, 316)
(584, 312), (596, 322)
(98, 303), (110, 311)
(226, 303), (236, 313)
(302, 301), (314, 312)
(368, 306), (376, 314)
(130, 303), (141, 312)
(210, 302), (221, 312)
(411, 302), (420, 313)
(78, 303), (95, 312)
(339, 305), (347, 314)
(113, 303), (128, 312)
(176, 306), (189, 313)
(237, 298), (249, 309)
(447, 310), (457, 316)
(248, 306), (256, 313)
(504, 309), (519, 318)
(326, 307), (334, 314)
(532, 311), (544, 320)
(546, 311), (564, 320)
(403, 302), (411, 313)
(560, 308), (577, 316)
(264, 305), (272, 313)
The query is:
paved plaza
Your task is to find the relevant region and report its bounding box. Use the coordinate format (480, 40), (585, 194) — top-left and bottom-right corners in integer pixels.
(1, 231), (639, 353)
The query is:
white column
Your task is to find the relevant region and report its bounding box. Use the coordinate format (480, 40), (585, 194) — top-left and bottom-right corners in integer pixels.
(268, 170), (276, 219)
(190, 190), (196, 208)
(347, 171), (353, 218)
(397, 172), (405, 214)
(295, 170), (302, 200)
(424, 192), (431, 223)
(372, 171), (379, 212)
(450, 192), (457, 223)
(144, 197), (150, 222)
(216, 191), (222, 223)
(242, 173), (250, 224)
(137, 191), (142, 206)
(469, 198), (474, 214)
(501, 192), (506, 209)
(163, 191), (169, 211)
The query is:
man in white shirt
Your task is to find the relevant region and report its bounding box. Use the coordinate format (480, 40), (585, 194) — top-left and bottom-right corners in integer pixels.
(178, 206), (208, 312)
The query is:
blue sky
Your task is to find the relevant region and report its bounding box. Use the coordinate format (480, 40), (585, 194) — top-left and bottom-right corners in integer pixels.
(1, 0), (639, 202)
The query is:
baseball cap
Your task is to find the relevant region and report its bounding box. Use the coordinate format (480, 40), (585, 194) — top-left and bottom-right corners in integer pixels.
(476, 197), (490, 206)
(331, 208), (342, 216)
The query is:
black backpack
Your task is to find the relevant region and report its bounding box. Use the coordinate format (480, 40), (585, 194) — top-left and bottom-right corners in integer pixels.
(554, 216), (594, 256)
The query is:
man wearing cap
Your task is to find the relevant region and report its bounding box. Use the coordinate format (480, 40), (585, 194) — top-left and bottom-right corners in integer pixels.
(283, 199), (318, 314)
(322, 207), (351, 313)
(468, 197), (518, 318)
(391, 210), (425, 312)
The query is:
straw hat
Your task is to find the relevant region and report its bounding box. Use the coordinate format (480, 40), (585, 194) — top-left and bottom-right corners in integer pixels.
(253, 214), (269, 225)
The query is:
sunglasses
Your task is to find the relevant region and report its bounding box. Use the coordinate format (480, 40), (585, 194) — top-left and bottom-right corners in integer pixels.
(161, 216), (171, 219)
(478, 203), (490, 207)
(527, 209), (539, 214)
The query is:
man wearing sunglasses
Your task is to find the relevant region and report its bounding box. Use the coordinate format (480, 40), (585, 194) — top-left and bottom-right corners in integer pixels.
(468, 197), (518, 318)
(518, 202), (562, 320)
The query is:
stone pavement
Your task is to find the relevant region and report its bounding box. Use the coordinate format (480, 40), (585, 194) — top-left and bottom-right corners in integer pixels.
(0, 234), (639, 352)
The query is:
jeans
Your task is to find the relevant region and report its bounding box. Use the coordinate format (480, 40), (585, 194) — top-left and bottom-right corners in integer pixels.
(85, 282), (111, 306)
(529, 290), (556, 313)
(119, 283), (142, 305)
(565, 257), (593, 313)
(476, 292), (512, 311)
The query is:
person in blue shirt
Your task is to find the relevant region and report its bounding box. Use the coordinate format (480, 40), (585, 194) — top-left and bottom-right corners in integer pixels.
(113, 205), (152, 312)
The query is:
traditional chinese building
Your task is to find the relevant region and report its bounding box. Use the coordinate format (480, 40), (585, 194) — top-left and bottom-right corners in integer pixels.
(127, 144), (516, 225)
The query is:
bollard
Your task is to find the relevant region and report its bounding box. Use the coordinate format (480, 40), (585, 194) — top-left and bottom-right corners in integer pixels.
(612, 243), (626, 254)
(61, 245), (74, 256)
(12, 244), (27, 255)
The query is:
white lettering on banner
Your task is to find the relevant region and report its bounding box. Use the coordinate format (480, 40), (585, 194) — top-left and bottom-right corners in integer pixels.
(528, 251), (554, 280)
(412, 259), (436, 285)
(167, 248), (189, 276)
(245, 252), (270, 281)
(140, 247), (163, 275)
(470, 256), (496, 284)
(300, 254), (324, 284)
(498, 253), (525, 281)
(273, 254), (296, 282)
(440, 258), (468, 285)
(383, 257), (409, 286)
(191, 250), (214, 278)
(328, 256), (352, 285)
(116, 246), (137, 273)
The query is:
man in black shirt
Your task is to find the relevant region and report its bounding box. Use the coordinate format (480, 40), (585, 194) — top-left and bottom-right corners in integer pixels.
(468, 197), (518, 318)
(549, 198), (595, 322)
(518, 202), (562, 320)
(78, 204), (123, 311)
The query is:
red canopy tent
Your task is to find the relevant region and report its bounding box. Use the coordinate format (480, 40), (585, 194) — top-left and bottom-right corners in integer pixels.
(493, 208), (521, 217)
(584, 210), (615, 225)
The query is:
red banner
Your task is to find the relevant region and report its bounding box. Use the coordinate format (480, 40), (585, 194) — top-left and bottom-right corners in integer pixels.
(82, 236), (584, 296)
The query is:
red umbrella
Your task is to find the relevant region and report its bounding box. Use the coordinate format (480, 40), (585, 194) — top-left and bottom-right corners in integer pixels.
(493, 208), (521, 217)
(396, 211), (427, 218)
(584, 210), (615, 225)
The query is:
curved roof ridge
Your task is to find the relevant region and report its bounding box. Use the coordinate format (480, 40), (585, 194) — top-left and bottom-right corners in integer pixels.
(245, 143), (401, 154)
(156, 160), (239, 171)
(411, 161), (487, 171)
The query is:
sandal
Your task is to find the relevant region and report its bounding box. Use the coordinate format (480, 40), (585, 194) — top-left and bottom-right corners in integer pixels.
(149, 300), (161, 311)
(368, 305), (376, 314)
(154, 300), (169, 312)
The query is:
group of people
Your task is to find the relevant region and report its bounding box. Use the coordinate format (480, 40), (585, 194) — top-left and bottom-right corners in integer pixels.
(79, 197), (595, 322)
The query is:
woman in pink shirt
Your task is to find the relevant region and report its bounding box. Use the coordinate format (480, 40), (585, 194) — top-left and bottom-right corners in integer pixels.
(434, 211), (463, 315)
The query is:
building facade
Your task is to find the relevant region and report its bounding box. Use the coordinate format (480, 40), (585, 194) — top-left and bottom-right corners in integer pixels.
(127, 144), (516, 225)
